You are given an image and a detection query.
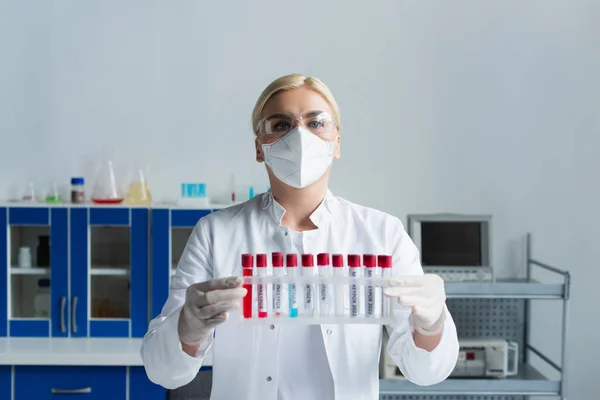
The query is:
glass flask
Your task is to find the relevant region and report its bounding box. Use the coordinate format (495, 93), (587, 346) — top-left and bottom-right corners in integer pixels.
(22, 182), (37, 202)
(125, 168), (152, 205)
(45, 182), (62, 204)
(91, 158), (123, 204)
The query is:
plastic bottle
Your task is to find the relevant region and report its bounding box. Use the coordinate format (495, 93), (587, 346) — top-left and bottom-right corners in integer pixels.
(18, 247), (32, 268)
(34, 279), (50, 318)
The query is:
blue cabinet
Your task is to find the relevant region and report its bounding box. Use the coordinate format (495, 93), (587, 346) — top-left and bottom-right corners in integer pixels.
(14, 366), (126, 400)
(0, 366), (10, 399)
(1, 206), (150, 338)
(0, 207), (69, 337)
(151, 208), (216, 318)
(130, 366), (166, 400)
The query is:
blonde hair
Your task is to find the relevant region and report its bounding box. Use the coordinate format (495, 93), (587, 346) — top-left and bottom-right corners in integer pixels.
(251, 74), (341, 135)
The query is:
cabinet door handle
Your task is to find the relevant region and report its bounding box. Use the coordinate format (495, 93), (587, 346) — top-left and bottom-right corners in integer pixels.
(60, 296), (66, 333)
(71, 296), (78, 333)
(51, 387), (92, 394)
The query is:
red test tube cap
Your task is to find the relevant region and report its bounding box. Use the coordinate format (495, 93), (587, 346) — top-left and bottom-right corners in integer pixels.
(286, 253), (298, 267)
(348, 254), (361, 267)
(332, 254), (344, 267)
(256, 254), (267, 267)
(302, 254), (314, 267)
(363, 254), (376, 268)
(378, 255), (392, 268)
(317, 253), (330, 266)
(272, 252), (283, 267)
(241, 254), (253, 268)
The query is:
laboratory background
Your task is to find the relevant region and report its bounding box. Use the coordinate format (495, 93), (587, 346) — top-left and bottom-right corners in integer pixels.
(0, 1), (598, 400)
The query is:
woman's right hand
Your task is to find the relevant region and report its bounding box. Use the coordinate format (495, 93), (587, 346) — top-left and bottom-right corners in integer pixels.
(178, 276), (247, 347)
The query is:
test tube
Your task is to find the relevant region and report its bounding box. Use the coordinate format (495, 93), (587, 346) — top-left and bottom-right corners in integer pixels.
(272, 252), (284, 317)
(332, 254), (345, 317)
(287, 254), (299, 318)
(302, 254), (315, 317)
(257, 254), (267, 318)
(378, 255), (392, 317)
(363, 254), (376, 318)
(348, 254), (361, 317)
(317, 253), (330, 317)
(242, 254), (254, 319)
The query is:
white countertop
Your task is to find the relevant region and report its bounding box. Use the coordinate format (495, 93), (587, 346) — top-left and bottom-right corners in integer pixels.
(0, 338), (213, 367)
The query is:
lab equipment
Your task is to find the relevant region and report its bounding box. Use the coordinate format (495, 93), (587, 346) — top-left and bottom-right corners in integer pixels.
(70, 177), (85, 204)
(348, 254), (360, 318)
(242, 254), (253, 319)
(406, 213), (494, 282)
(178, 183), (209, 207)
(18, 247), (32, 268)
(248, 186), (255, 199)
(317, 253), (330, 317)
(36, 235), (50, 267)
(451, 339), (519, 378)
(272, 252), (284, 317)
(230, 174), (236, 203)
(287, 254), (299, 318)
(125, 168), (152, 205)
(22, 182), (37, 202)
(379, 255), (391, 317)
(302, 254), (314, 317)
(34, 279), (50, 317)
(45, 182), (61, 204)
(332, 254), (344, 317)
(240, 252), (396, 325)
(363, 254), (376, 317)
(91, 158), (123, 204)
(257, 254), (267, 318)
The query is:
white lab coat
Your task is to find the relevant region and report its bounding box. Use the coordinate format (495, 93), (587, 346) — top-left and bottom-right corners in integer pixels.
(141, 190), (459, 400)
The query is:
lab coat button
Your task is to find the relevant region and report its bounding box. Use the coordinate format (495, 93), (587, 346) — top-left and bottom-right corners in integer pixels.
(326, 329), (332, 335)
(270, 325), (275, 330)
(266, 376), (272, 382)
(284, 231), (288, 236)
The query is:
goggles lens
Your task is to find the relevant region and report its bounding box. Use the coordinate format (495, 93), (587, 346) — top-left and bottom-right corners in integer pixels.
(258, 112), (337, 136)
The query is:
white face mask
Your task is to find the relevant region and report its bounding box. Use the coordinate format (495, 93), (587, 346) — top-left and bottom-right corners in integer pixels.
(261, 127), (337, 189)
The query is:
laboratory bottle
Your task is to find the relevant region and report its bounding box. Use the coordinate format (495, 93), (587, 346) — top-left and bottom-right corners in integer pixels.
(18, 247), (32, 268)
(36, 236), (50, 267)
(91, 158), (123, 204)
(125, 168), (152, 205)
(34, 279), (51, 318)
(71, 177), (85, 204)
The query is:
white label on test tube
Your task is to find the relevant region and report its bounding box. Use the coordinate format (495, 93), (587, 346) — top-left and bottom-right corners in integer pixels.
(332, 254), (345, 317)
(287, 254), (299, 318)
(257, 254), (267, 318)
(348, 254), (361, 317)
(317, 253), (330, 317)
(272, 252), (284, 317)
(379, 255), (392, 318)
(302, 254), (315, 317)
(364, 254), (376, 318)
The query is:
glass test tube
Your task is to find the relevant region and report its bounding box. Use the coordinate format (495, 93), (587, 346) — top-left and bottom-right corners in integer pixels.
(242, 254), (254, 319)
(317, 253), (330, 317)
(363, 254), (376, 318)
(287, 254), (299, 318)
(379, 255), (392, 317)
(348, 254), (361, 317)
(302, 254), (314, 317)
(256, 254), (267, 318)
(272, 252), (284, 317)
(332, 254), (345, 316)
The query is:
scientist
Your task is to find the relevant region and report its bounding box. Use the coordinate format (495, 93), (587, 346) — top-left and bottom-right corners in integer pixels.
(141, 74), (459, 399)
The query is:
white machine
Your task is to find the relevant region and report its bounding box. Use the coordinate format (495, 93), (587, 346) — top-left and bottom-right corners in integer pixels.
(452, 339), (519, 378)
(380, 332), (518, 379)
(406, 213), (494, 282)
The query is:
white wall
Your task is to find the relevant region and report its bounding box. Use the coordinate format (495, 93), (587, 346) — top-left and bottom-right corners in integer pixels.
(1, 1), (598, 398)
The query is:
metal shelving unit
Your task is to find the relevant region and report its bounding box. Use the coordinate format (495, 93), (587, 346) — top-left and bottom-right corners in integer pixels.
(379, 233), (571, 400)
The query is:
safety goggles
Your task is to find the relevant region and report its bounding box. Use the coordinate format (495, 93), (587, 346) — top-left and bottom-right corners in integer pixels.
(257, 111), (338, 137)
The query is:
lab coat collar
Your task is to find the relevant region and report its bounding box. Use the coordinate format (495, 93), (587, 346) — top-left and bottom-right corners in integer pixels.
(261, 189), (338, 227)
